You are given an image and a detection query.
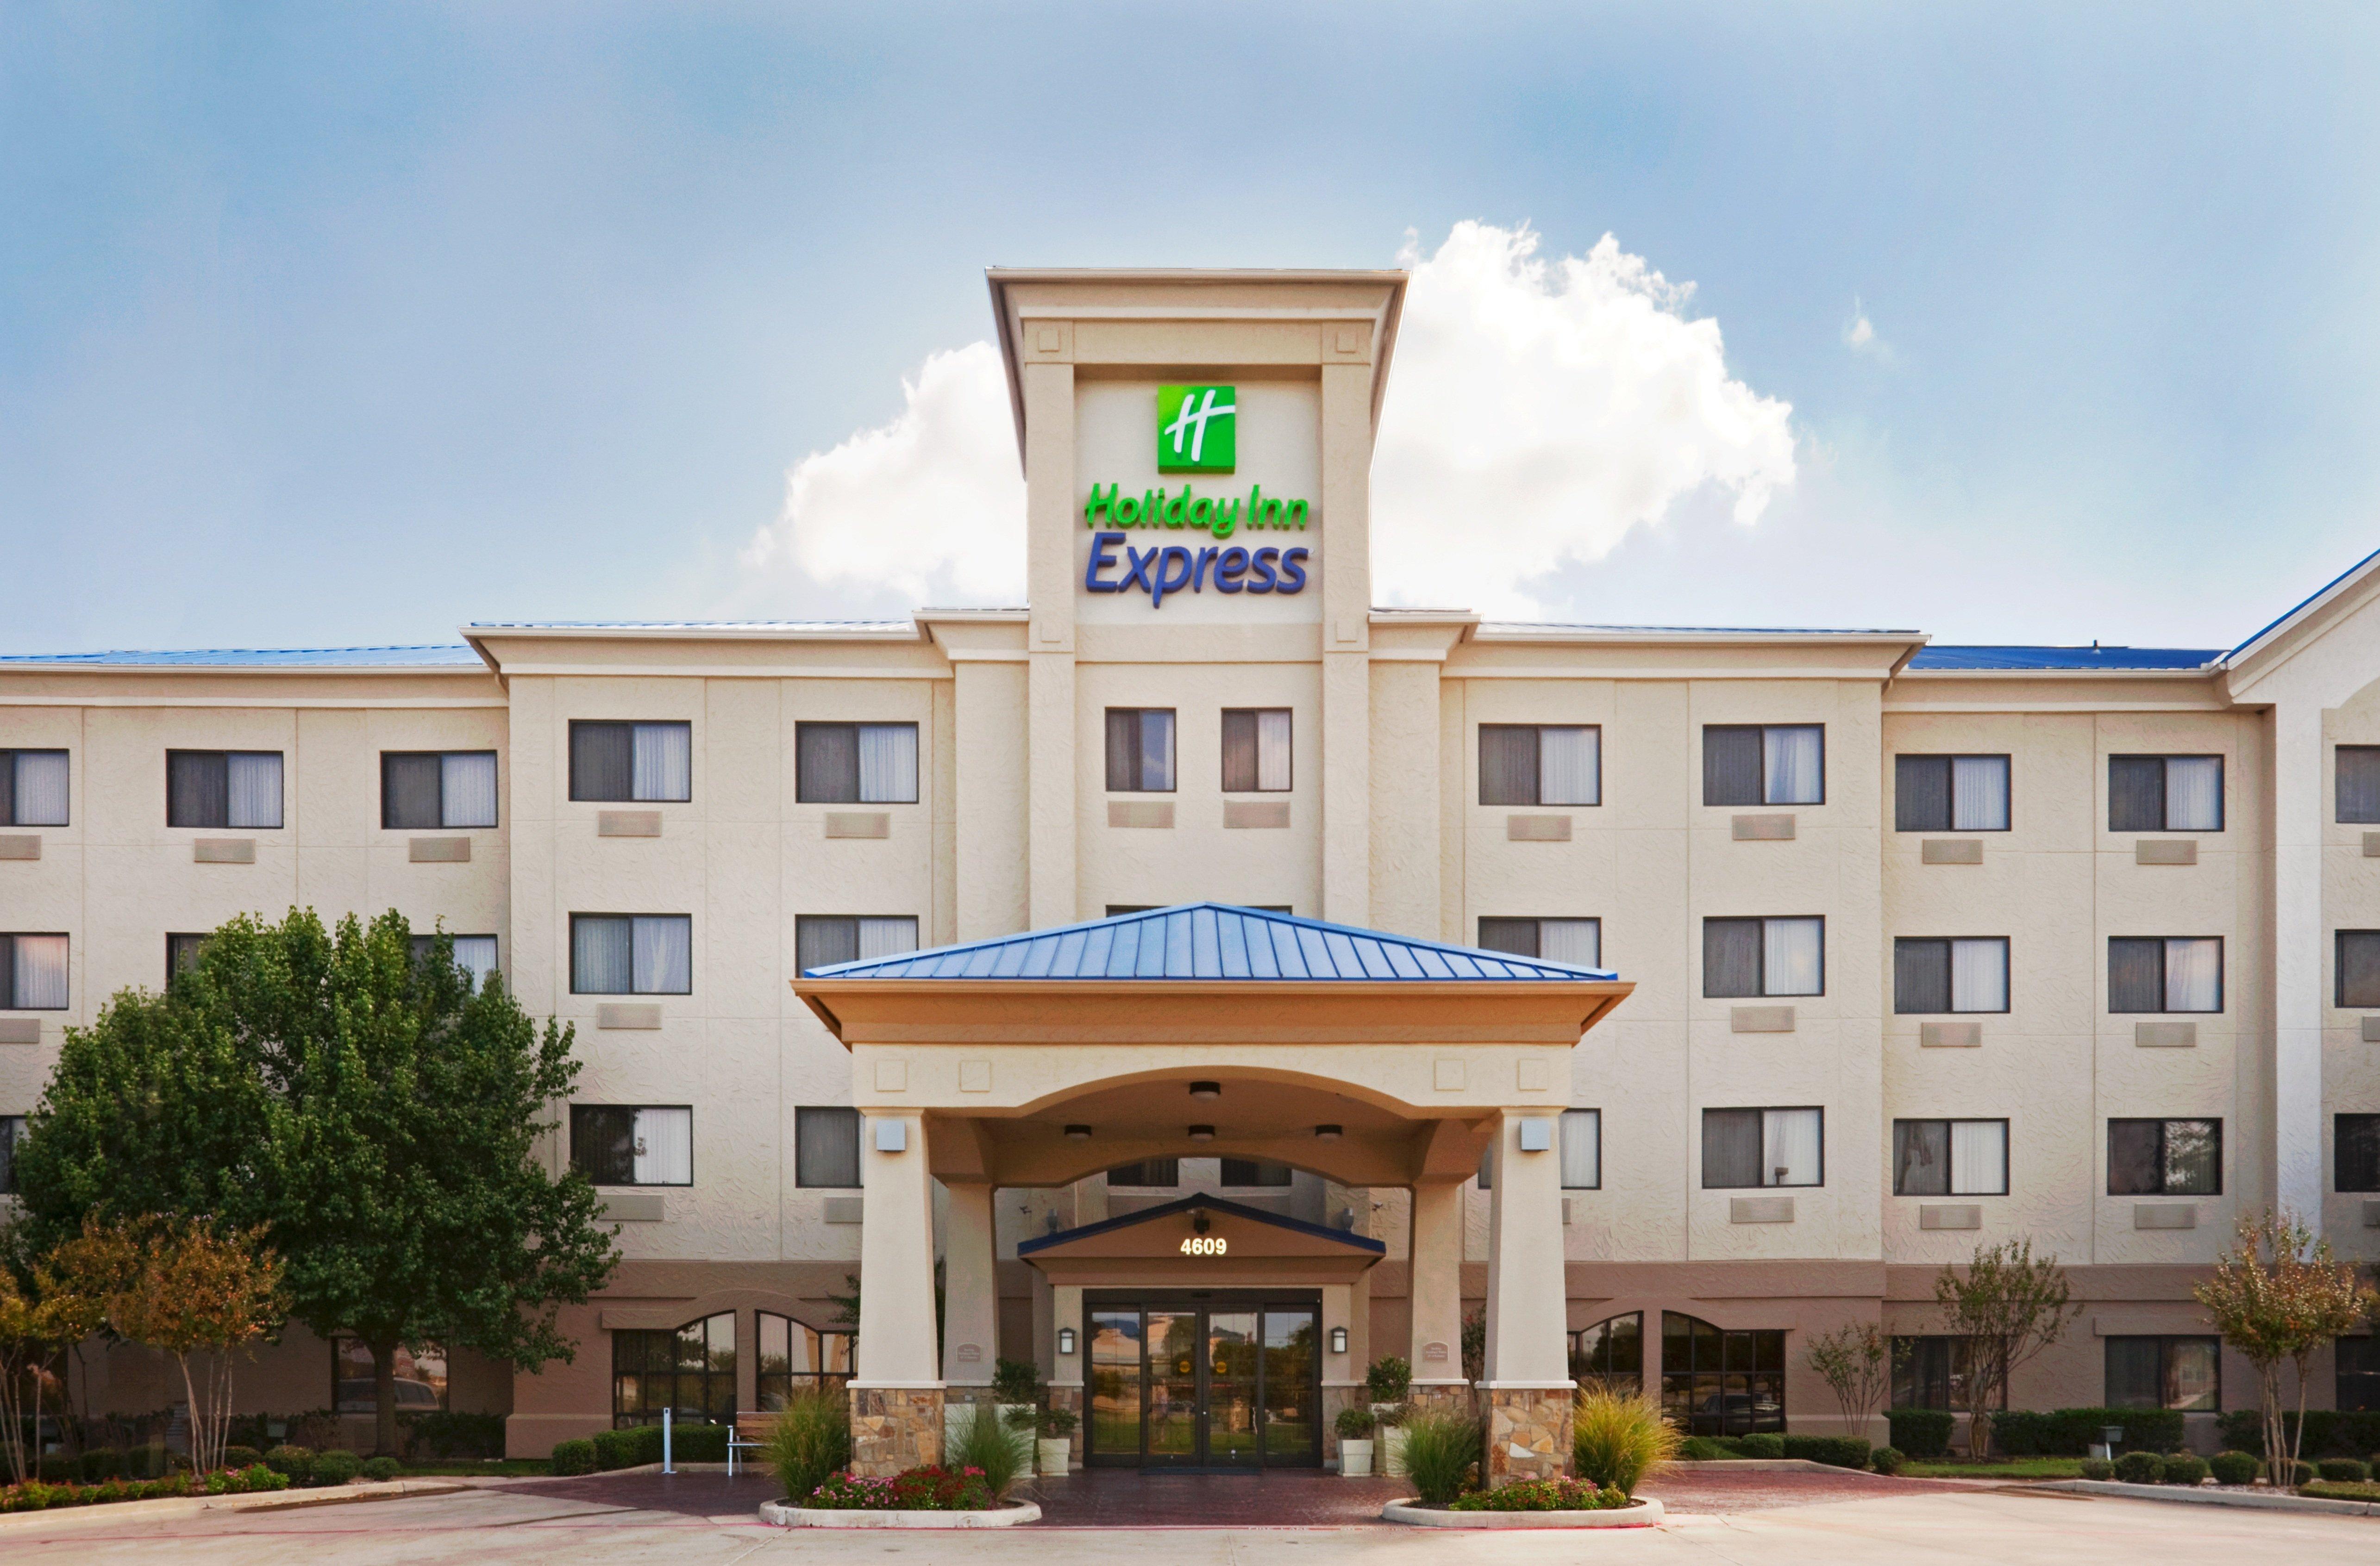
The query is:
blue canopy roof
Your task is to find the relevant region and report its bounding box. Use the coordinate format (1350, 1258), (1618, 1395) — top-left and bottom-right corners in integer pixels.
(1017, 1193), (1386, 1257)
(801, 903), (1616, 983)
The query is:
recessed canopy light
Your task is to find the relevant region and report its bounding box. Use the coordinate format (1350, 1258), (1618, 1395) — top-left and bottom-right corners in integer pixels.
(1064, 1124), (1092, 1140)
(1188, 1124), (1216, 1142)
(1314, 1124), (1343, 1141)
(1189, 1081), (1222, 1101)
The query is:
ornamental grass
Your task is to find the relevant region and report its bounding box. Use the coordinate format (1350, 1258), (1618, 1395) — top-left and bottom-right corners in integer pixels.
(1396, 1407), (1483, 1507)
(764, 1389), (852, 1504)
(1571, 1386), (1679, 1497)
(947, 1402), (1029, 1500)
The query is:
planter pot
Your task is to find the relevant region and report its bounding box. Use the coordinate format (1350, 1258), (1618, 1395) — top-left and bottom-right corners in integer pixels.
(1340, 1439), (1375, 1478)
(1037, 1438), (1071, 1476)
(1381, 1426), (1409, 1478)
(1382, 1497), (1665, 1529)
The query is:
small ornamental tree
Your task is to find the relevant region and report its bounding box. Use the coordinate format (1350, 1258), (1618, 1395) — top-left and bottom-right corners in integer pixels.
(0, 1245), (99, 1486)
(1931, 1239), (2079, 1458)
(1805, 1322), (1894, 1438)
(2193, 1210), (2377, 1487)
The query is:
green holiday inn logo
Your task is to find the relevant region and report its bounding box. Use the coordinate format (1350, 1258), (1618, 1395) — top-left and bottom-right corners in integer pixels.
(1157, 384), (1236, 472)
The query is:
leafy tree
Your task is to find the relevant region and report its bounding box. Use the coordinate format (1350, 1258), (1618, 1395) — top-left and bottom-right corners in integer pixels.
(1931, 1239), (2079, 1458)
(0, 1240), (101, 1485)
(15, 909), (620, 1455)
(2193, 1210), (2377, 1487)
(1805, 1321), (1896, 1437)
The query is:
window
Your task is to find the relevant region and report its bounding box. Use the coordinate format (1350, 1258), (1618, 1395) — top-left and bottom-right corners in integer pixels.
(1103, 709), (1176, 792)
(1571, 1312), (1641, 1393)
(1220, 1158), (1293, 1187)
(2109, 755), (2223, 832)
(2107, 1118), (2222, 1196)
(795, 1106), (861, 1188)
(613, 1312), (734, 1428)
(2340, 1337), (2380, 1414)
(1892, 1119), (2010, 1196)
(758, 1312), (853, 1409)
(1661, 1312), (1784, 1435)
(1477, 917), (1602, 968)
(795, 916), (919, 973)
(794, 722), (917, 804)
(332, 1338), (447, 1413)
(166, 933), (208, 986)
(2108, 937), (2222, 1013)
(166, 750), (282, 829)
(1479, 725), (1601, 807)
(1893, 938), (2010, 1014)
(1221, 710), (1292, 792)
(1560, 1109), (1601, 1190)
(1703, 724), (1823, 808)
(570, 915), (691, 994)
(2338, 932), (2380, 1008)
(1106, 1159), (1179, 1188)
(1894, 754), (2010, 832)
(0, 751), (69, 827)
(1891, 1336), (2005, 1410)
(570, 721), (691, 803)
(1702, 1107), (1823, 1188)
(2105, 1336), (2220, 1411)
(0, 1117), (20, 1196)
(2340, 747), (2380, 824)
(2337, 1115), (2380, 1193)
(381, 751), (497, 830)
(0, 936), (68, 1010)
(570, 1105), (693, 1186)
(1703, 917), (1823, 998)
(409, 934), (499, 991)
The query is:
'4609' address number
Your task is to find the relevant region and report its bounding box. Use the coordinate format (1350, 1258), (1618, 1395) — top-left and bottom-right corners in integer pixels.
(1178, 1236), (1228, 1256)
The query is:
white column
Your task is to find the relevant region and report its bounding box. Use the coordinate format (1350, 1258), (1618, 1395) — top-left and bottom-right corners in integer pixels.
(2274, 701), (2326, 1229)
(1481, 1110), (1569, 1385)
(1407, 1180), (1468, 1389)
(854, 1111), (942, 1387)
(939, 1181), (998, 1387)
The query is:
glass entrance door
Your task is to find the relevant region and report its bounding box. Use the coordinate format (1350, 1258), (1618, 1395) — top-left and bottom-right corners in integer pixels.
(1083, 1294), (1323, 1469)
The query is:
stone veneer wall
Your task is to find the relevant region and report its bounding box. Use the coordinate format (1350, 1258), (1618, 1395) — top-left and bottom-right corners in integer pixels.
(850, 1386), (944, 1477)
(1482, 1388), (1572, 1487)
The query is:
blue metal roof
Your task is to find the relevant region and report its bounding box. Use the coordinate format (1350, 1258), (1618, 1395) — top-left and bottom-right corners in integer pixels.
(465, 619), (914, 632)
(2223, 544), (2380, 664)
(0, 643), (486, 668)
(1905, 645), (2220, 672)
(802, 903), (1616, 983)
(1016, 1193), (1386, 1257)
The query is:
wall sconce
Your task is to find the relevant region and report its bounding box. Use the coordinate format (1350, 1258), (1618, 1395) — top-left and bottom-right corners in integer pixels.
(1058, 1327), (1077, 1355)
(1064, 1124), (1092, 1140)
(1188, 1124), (1215, 1142)
(1314, 1124), (1342, 1141)
(1189, 1081), (1222, 1100)
(1330, 1326), (1349, 1355)
(873, 1119), (907, 1153)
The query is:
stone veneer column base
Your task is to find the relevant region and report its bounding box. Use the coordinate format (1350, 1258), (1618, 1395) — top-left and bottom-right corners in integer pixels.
(1481, 1385), (1572, 1487)
(1406, 1381), (1474, 1417)
(850, 1385), (945, 1477)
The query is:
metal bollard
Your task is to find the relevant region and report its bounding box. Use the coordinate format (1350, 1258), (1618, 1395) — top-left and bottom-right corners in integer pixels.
(663, 1406), (674, 1474)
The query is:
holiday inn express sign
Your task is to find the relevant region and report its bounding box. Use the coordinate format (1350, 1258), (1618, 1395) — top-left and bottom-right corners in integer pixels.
(1082, 384), (1312, 607)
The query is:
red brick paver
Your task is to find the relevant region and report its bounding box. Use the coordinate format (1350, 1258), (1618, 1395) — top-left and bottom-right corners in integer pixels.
(1642, 1465), (1976, 1513)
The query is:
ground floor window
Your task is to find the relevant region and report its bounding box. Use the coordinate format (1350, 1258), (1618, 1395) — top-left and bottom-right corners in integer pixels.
(1571, 1312), (1641, 1394)
(614, 1312), (735, 1427)
(2341, 1337), (2380, 1413)
(1890, 1336), (2004, 1410)
(757, 1312), (852, 1410)
(2104, 1335), (2219, 1411)
(1660, 1312), (1784, 1435)
(331, 1338), (448, 1413)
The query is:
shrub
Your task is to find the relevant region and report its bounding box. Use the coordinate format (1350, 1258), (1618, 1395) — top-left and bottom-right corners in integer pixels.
(1571, 1386), (1679, 1497)
(2161, 1453), (2209, 1485)
(77, 1451), (125, 1483)
(992, 1358), (1043, 1405)
(1885, 1410), (1953, 1460)
(1365, 1357), (1412, 1404)
(1991, 1408), (2186, 1456)
(2208, 1450), (2259, 1485)
(803, 1465), (995, 1511)
(1335, 1406), (1376, 1441)
(1678, 1436), (1731, 1460)
(2318, 1458), (2370, 1483)
(1396, 1408), (1482, 1507)
(362, 1456), (401, 1482)
(2113, 1450), (2164, 1484)
(1446, 1478), (1629, 1511)
(1870, 1446), (1906, 1475)
(2217, 1406), (2380, 1460)
(403, 1411), (508, 1460)
(1783, 1435), (1871, 1469)
(2080, 1458), (2114, 1480)
(764, 1391), (850, 1502)
(312, 1449), (363, 1485)
(2284, 1459), (2317, 1488)
(947, 1404), (1027, 1501)
(669, 1423), (728, 1462)
(1039, 1406), (1078, 1438)
(591, 1425), (670, 1470)
(548, 1439), (598, 1477)
(221, 1445), (263, 1471)
(263, 1445), (314, 1484)
(205, 1464), (291, 1495)
(1736, 1432), (1785, 1459)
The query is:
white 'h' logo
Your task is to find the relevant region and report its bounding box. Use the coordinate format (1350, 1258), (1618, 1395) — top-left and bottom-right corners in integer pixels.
(1164, 387), (1236, 463)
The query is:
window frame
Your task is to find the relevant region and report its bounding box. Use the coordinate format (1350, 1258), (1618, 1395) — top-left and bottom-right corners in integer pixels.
(2107, 936), (2224, 1014)
(2337, 931), (2380, 1009)
(1699, 1106), (1826, 1189)
(330, 1336), (449, 1414)
(1218, 1158), (1294, 1188)
(2106, 1117), (2223, 1196)
(0, 934), (70, 1011)
(0, 749), (70, 827)
(0, 1116), (21, 1196)
(794, 914), (921, 974)
(1661, 1311), (1786, 1436)
(408, 933), (500, 990)
(1890, 1335), (2009, 1411)
(2338, 745), (2380, 824)
(758, 1310), (853, 1409)
(569, 1103), (695, 1188)
(1702, 916), (1826, 999)
(1570, 1311), (1642, 1393)
(166, 933), (208, 987)
(1890, 1117), (2011, 1196)
(1702, 723), (1826, 808)
(2336, 1114), (2380, 1194)
(1220, 708), (1294, 793)
(792, 720), (918, 805)
(794, 1105), (863, 1190)
(1892, 936), (2011, 1014)
(568, 913), (693, 996)
(1102, 708), (1177, 794)
(1477, 724), (1603, 808)
(164, 749), (284, 830)
(1892, 753), (2012, 833)
(1105, 1159), (1181, 1189)
(379, 749), (499, 830)
(2104, 1335), (2222, 1412)
(612, 1311), (735, 1429)
(568, 719), (695, 805)
(1560, 1107), (1602, 1190)
(2108, 753), (2225, 833)
(1476, 917), (1603, 969)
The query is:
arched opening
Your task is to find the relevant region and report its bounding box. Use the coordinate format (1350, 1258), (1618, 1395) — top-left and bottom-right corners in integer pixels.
(757, 1311), (853, 1410)
(1570, 1311), (1642, 1395)
(1660, 1311), (1785, 1435)
(611, 1310), (733, 1429)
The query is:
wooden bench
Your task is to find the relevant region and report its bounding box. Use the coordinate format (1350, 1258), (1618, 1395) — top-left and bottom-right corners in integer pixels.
(728, 1411), (771, 1477)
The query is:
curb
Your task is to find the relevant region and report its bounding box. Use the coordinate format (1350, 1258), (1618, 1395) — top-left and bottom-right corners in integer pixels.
(2023, 1479), (2380, 1517)
(1667, 1459), (1859, 1474)
(1381, 1496), (1664, 1529)
(758, 1498), (1042, 1528)
(0, 1478), (470, 1532)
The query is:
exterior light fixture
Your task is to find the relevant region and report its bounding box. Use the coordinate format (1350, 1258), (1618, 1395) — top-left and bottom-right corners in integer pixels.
(1065, 1124), (1092, 1140)
(1189, 1081), (1222, 1100)
(1314, 1124), (1342, 1141)
(1193, 1210), (1212, 1235)
(1330, 1326), (1349, 1354)
(1189, 1124), (1215, 1142)
(1058, 1327), (1077, 1355)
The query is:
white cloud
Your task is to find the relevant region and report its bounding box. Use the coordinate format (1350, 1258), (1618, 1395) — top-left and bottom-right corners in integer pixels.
(1844, 297), (1894, 362)
(739, 340), (1026, 607)
(1370, 222), (1798, 618)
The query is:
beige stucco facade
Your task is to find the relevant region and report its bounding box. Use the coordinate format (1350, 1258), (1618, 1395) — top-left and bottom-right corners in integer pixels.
(4, 266), (2378, 1465)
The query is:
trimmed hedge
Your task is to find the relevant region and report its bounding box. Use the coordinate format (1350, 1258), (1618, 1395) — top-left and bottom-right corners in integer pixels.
(2317, 1458), (2369, 1483)
(1885, 1410), (1953, 1460)
(2113, 1451), (2164, 1484)
(263, 1445), (314, 1483)
(1784, 1435), (1872, 1470)
(313, 1449), (363, 1485)
(2209, 1451), (2259, 1485)
(2217, 1410), (2380, 1460)
(2079, 1458), (2114, 1480)
(1870, 1446), (1906, 1475)
(362, 1457), (401, 1482)
(550, 1439), (597, 1476)
(1735, 1433), (1785, 1459)
(1990, 1408), (2185, 1456)
(2161, 1453), (2208, 1485)
(221, 1446), (264, 1470)
(587, 1421), (731, 1471)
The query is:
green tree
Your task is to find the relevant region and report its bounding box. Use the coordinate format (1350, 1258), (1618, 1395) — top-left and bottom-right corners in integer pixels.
(2194, 1210), (2377, 1487)
(1931, 1239), (2079, 1459)
(16, 909), (620, 1456)
(1804, 1321), (1896, 1438)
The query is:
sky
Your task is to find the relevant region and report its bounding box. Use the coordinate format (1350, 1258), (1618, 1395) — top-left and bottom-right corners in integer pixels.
(3, 2), (2377, 654)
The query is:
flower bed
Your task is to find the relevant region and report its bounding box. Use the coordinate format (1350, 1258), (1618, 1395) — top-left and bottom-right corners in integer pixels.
(0, 1464), (293, 1513)
(803, 1465), (996, 1511)
(1447, 1479), (1629, 1512)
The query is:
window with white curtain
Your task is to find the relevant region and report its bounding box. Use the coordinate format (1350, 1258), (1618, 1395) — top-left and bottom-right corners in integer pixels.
(2108, 755), (2223, 832)
(166, 750), (283, 829)
(570, 721), (693, 803)
(791, 721), (918, 804)
(1703, 917), (1823, 998)
(381, 751), (498, 829)
(0, 751), (69, 827)
(1893, 937), (2010, 1013)
(1221, 709), (1293, 792)
(0, 935), (68, 1010)
(1892, 1118), (2010, 1195)
(2338, 747), (2380, 824)
(1894, 754), (2010, 832)
(1560, 1108), (1601, 1189)
(1476, 917), (1602, 969)
(570, 914), (692, 994)
(1478, 725), (1601, 807)
(795, 915), (920, 973)
(1102, 710), (1176, 792)
(795, 1106), (863, 1187)
(2338, 931), (2380, 1008)
(1703, 725), (1824, 807)
(2107, 1118), (2221, 1195)
(2108, 937), (2222, 1013)
(1702, 1107), (1824, 1188)
(409, 933), (500, 990)
(570, 1105), (693, 1186)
